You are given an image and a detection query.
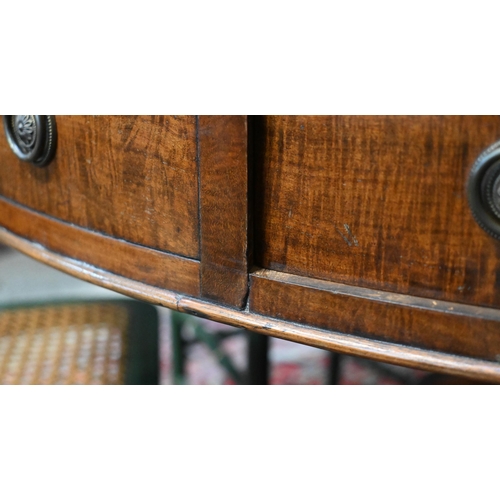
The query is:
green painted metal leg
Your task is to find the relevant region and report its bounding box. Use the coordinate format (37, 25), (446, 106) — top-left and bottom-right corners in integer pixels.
(191, 321), (245, 384)
(171, 312), (271, 385)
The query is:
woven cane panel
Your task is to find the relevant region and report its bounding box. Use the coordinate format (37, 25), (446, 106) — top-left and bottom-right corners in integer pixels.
(0, 304), (129, 384)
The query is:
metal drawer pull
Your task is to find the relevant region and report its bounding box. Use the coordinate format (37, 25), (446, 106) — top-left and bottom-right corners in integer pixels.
(3, 115), (57, 167)
(468, 140), (500, 240)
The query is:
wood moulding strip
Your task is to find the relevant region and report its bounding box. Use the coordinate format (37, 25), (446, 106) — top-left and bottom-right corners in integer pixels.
(1, 226), (500, 382)
(249, 268), (500, 363)
(0, 197), (200, 297)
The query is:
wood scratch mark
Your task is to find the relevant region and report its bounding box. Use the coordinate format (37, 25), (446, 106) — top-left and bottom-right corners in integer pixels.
(335, 224), (359, 247)
(336, 228), (352, 247)
(343, 224), (359, 246)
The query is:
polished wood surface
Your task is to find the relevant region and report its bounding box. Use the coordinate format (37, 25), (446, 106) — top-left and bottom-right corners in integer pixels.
(0, 116), (199, 258)
(1, 115), (500, 380)
(250, 269), (500, 362)
(0, 197), (200, 297)
(199, 116), (249, 308)
(253, 116), (500, 308)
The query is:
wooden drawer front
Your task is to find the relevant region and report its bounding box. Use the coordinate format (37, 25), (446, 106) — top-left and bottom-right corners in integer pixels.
(254, 116), (500, 309)
(0, 116), (199, 259)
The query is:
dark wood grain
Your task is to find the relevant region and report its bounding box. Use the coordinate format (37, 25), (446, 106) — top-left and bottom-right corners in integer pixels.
(0, 116), (199, 258)
(253, 116), (500, 308)
(0, 197), (200, 296)
(249, 269), (500, 362)
(199, 116), (248, 308)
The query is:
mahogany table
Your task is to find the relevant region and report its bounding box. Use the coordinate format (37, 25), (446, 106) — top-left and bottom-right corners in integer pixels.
(1, 116), (500, 382)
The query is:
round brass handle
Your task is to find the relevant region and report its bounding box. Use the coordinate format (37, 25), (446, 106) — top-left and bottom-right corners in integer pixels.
(468, 140), (500, 240)
(3, 115), (57, 167)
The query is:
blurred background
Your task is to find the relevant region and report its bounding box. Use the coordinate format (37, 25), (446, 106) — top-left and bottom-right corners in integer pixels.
(0, 243), (469, 384)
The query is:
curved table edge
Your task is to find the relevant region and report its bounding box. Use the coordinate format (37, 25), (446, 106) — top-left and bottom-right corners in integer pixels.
(1, 227), (499, 383)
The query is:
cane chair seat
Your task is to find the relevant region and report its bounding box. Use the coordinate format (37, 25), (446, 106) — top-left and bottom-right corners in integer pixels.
(0, 300), (159, 385)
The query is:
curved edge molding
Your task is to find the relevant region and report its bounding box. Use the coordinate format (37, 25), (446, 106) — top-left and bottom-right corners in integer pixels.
(1, 226), (500, 383)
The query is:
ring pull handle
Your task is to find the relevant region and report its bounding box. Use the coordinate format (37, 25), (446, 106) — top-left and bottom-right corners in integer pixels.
(3, 115), (57, 167)
(468, 140), (500, 240)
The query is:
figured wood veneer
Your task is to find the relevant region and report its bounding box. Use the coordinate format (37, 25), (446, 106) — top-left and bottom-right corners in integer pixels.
(0, 116), (199, 258)
(0, 197), (200, 297)
(249, 269), (500, 362)
(253, 116), (500, 309)
(199, 116), (248, 308)
(1, 115), (500, 379)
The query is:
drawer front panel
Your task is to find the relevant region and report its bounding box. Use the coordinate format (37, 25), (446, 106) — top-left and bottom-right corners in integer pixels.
(0, 116), (199, 259)
(254, 115), (500, 309)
